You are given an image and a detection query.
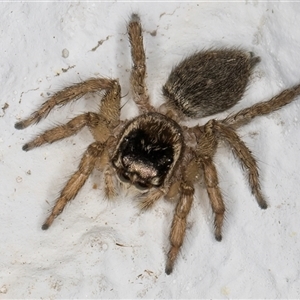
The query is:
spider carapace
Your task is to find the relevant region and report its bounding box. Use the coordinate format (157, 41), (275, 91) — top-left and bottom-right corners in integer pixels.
(15, 14), (300, 274)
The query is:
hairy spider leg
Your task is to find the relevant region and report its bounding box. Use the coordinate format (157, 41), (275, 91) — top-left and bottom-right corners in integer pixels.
(21, 112), (97, 151)
(16, 79), (121, 228)
(128, 14), (155, 113)
(42, 142), (105, 229)
(166, 181), (194, 275)
(17, 80), (121, 150)
(192, 120), (226, 240)
(201, 156), (225, 241)
(223, 83), (300, 128)
(15, 78), (117, 130)
(215, 122), (267, 209)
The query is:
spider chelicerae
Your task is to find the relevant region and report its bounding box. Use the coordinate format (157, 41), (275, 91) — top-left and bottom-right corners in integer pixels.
(15, 14), (300, 274)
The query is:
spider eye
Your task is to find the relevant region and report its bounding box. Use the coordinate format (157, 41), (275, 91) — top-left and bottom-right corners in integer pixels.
(134, 181), (150, 191)
(118, 172), (130, 183)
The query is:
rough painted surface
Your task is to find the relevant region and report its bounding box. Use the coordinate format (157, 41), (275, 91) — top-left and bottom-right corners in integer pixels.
(2, 2), (300, 298)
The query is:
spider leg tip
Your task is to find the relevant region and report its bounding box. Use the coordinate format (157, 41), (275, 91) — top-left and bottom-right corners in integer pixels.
(165, 265), (173, 275)
(215, 234), (222, 242)
(258, 200), (268, 210)
(22, 144), (30, 151)
(41, 223), (49, 230)
(15, 121), (25, 130)
(130, 13), (140, 23)
(261, 203), (268, 210)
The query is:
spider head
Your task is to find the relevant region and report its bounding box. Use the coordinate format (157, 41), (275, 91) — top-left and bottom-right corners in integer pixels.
(112, 112), (183, 191)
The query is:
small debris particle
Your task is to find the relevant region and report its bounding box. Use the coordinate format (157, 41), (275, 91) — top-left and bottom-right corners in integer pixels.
(62, 48), (69, 58)
(0, 285), (7, 294)
(249, 131), (259, 138)
(92, 183), (98, 189)
(2, 103), (9, 112)
(16, 176), (22, 183)
(61, 65), (75, 73)
(221, 286), (230, 296)
(19, 88), (39, 104)
(150, 30), (157, 36)
(91, 35), (111, 52)
(144, 269), (154, 276)
(55, 65), (75, 76)
(27, 170), (31, 175)
(0, 103), (9, 117)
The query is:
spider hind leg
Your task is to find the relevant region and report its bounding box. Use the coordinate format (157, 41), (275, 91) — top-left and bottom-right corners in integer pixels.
(216, 122), (268, 209)
(201, 157), (225, 241)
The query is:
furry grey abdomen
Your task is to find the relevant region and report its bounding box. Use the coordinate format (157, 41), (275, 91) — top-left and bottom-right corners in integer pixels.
(163, 49), (260, 118)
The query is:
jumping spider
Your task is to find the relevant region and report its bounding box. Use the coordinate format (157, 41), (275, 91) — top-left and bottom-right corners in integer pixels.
(15, 14), (300, 274)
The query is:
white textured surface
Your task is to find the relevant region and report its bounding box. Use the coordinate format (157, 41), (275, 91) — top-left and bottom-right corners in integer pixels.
(2, 2), (300, 298)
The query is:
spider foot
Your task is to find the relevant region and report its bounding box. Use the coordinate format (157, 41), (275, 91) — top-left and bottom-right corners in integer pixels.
(257, 197), (268, 209)
(22, 143), (31, 151)
(165, 247), (178, 275)
(15, 121), (26, 130)
(213, 212), (224, 242)
(42, 215), (55, 230)
(41, 223), (49, 230)
(165, 264), (173, 275)
(215, 232), (222, 242)
(15, 113), (41, 130)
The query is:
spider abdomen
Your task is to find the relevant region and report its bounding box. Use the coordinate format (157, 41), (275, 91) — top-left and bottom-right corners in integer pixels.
(163, 49), (260, 118)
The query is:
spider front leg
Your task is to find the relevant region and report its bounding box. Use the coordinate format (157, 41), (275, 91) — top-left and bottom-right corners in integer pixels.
(21, 112), (99, 151)
(128, 14), (155, 113)
(16, 79), (121, 228)
(42, 142), (105, 229)
(166, 181), (194, 275)
(15, 78), (116, 129)
(165, 152), (203, 274)
(17, 80), (121, 150)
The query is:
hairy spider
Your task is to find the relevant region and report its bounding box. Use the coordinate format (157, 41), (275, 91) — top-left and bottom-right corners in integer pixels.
(15, 14), (300, 274)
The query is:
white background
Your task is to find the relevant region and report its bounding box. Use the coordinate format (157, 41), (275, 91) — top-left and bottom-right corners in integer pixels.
(2, 1), (300, 298)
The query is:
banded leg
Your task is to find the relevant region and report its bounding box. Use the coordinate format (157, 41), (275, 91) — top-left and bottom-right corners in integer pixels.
(223, 83), (300, 129)
(216, 122), (267, 209)
(128, 14), (154, 113)
(42, 142), (105, 229)
(15, 78), (118, 129)
(201, 157), (225, 241)
(22, 112), (101, 151)
(165, 182), (194, 275)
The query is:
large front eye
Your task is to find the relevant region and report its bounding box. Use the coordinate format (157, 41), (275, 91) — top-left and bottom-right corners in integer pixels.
(134, 181), (150, 191)
(118, 172), (131, 183)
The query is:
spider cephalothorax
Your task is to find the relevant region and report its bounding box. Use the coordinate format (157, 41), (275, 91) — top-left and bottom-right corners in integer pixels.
(112, 112), (183, 190)
(15, 14), (300, 274)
